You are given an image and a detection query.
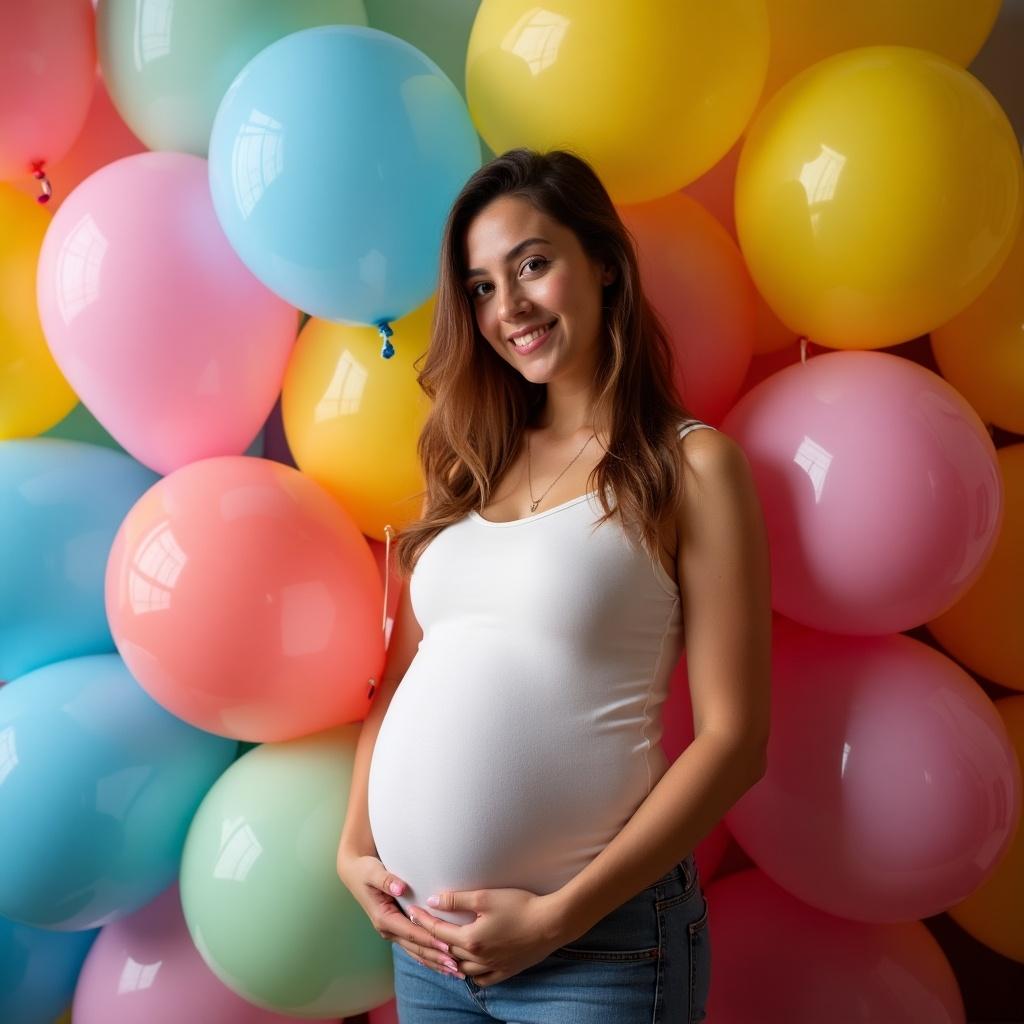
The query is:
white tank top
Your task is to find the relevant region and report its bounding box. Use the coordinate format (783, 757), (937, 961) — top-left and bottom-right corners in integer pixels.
(368, 419), (715, 924)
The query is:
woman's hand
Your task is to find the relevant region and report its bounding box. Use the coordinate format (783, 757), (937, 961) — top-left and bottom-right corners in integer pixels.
(336, 850), (464, 979)
(407, 886), (569, 988)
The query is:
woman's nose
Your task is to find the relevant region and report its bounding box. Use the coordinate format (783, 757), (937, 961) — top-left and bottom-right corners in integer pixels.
(498, 285), (530, 322)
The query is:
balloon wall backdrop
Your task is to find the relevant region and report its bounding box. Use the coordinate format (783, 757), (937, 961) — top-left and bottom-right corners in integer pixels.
(1, 2), (1023, 1022)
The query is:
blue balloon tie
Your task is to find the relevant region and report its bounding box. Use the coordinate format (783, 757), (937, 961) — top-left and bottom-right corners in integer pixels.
(377, 321), (395, 359)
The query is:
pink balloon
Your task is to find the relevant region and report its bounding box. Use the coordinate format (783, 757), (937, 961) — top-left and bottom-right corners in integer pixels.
(12, 72), (146, 210)
(36, 151), (297, 475)
(105, 456), (385, 741)
(720, 350), (1003, 634)
(73, 883), (340, 1024)
(726, 616), (1021, 922)
(618, 192), (756, 424)
(704, 868), (965, 1023)
(0, 0), (96, 182)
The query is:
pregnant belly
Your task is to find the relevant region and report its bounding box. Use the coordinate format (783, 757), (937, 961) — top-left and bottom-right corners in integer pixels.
(367, 649), (657, 926)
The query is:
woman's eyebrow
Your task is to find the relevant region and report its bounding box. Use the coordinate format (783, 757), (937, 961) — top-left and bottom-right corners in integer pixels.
(465, 237), (551, 279)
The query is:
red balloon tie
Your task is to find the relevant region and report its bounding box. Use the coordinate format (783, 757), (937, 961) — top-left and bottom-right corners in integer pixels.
(30, 160), (52, 204)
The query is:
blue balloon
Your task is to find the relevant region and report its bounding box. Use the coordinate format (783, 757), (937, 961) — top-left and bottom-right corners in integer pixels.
(0, 916), (97, 1024)
(0, 653), (236, 930)
(208, 25), (480, 330)
(0, 439), (159, 682)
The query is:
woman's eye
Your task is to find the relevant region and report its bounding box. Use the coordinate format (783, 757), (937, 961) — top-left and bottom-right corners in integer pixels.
(524, 256), (547, 273)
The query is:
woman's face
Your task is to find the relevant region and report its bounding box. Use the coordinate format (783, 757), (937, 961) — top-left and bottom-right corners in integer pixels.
(463, 195), (614, 385)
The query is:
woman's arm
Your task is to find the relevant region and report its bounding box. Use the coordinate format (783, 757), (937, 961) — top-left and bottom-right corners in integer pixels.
(548, 426), (772, 938)
(337, 564), (424, 862)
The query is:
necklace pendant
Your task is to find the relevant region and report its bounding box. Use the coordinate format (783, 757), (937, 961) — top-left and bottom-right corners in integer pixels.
(530, 499), (540, 512)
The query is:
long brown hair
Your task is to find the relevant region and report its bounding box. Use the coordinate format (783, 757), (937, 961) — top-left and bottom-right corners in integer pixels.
(394, 147), (693, 578)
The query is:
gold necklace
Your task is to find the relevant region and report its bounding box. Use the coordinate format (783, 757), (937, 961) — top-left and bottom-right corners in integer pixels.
(527, 429), (596, 513)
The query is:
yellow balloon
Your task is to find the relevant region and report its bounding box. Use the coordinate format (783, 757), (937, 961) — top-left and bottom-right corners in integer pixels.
(282, 299), (433, 541)
(759, 0), (1001, 110)
(0, 184), (78, 438)
(931, 220), (1024, 434)
(466, 0), (769, 203)
(735, 46), (1024, 350)
(927, 445), (1024, 693)
(946, 695), (1024, 963)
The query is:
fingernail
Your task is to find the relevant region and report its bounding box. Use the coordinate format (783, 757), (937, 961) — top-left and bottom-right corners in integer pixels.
(427, 895), (440, 906)
(389, 882), (403, 895)
(409, 915), (419, 927)
(443, 957), (458, 971)
(433, 940), (450, 953)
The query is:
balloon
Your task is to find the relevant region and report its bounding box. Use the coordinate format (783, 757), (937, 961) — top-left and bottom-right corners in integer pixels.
(926, 445), (1024, 692)
(73, 882), (337, 1024)
(946, 696), (1024, 963)
(466, 0), (769, 202)
(721, 350), (1003, 635)
(0, 653), (236, 930)
(208, 25), (480, 325)
(0, 439), (158, 682)
(36, 151), (297, 475)
(0, 916), (97, 1024)
(931, 220), (1024, 434)
(682, 138), (800, 356)
(0, 0), (95, 181)
(758, 0), (1001, 109)
(735, 45), (1023, 349)
(97, 0), (367, 155)
(282, 299), (433, 540)
(618, 193), (756, 423)
(10, 73), (146, 211)
(180, 727), (394, 1017)
(105, 456), (385, 741)
(703, 869), (965, 1023)
(725, 617), (1021, 923)
(0, 186), (77, 438)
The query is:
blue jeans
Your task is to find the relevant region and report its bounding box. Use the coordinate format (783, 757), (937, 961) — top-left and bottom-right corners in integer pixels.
(391, 852), (711, 1023)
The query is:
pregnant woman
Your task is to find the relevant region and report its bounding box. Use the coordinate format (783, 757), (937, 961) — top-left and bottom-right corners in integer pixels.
(337, 148), (771, 1023)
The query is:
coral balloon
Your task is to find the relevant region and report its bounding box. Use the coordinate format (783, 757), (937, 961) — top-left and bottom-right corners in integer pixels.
(36, 152), (297, 475)
(704, 869), (965, 1022)
(618, 192), (755, 422)
(466, 0), (769, 203)
(736, 46), (1023, 349)
(758, 0), (1000, 109)
(73, 883), (337, 1024)
(0, 186), (77, 438)
(931, 221), (1024, 434)
(927, 445), (1024, 692)
(282, 300), (433, 540)
(0, 439), (158, 681)
(11, 74), (146, 211)
(946, 696), (1024, 963)
(105, 456), (385, 741)
(180, 728), (394, 1017)
(208, 25), (480, 325)
(726, 617), (1021, 922)
(0, 653), (236, 930)
(98, 0), (367, 155)
(721, 350), (1003, 635)
(0, 0), (95, 181)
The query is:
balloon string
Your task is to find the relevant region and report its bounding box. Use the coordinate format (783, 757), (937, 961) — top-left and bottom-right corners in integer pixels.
(377, 321), (395, 359)
(30, 160), (52, 205)
(799, 336), (811, 365)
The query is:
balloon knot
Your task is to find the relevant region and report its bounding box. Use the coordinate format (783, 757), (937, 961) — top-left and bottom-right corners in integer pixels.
(30, 160), (52, 204)
(378, 320), (395, 359)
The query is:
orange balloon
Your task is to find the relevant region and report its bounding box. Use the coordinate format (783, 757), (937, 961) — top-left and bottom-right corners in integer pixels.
(105, 456), (385, 742)
(931, 220), (1024, 434)
(618, 192), (756, 422)
(927, 445), (1024, 693)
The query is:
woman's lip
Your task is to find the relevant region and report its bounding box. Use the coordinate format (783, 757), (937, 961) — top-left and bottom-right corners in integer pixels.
(509, 320), (556, 355)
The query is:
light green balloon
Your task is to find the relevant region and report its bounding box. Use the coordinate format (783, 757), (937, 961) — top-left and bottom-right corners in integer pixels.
(97, 0), (369, 155)
(180, 725), (395, 1017)
(365, 0), (495, 161)
(43, 402), (125, 453)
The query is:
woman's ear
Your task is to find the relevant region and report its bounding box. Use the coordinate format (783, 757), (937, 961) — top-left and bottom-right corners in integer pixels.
(601, 262), (617, 287)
